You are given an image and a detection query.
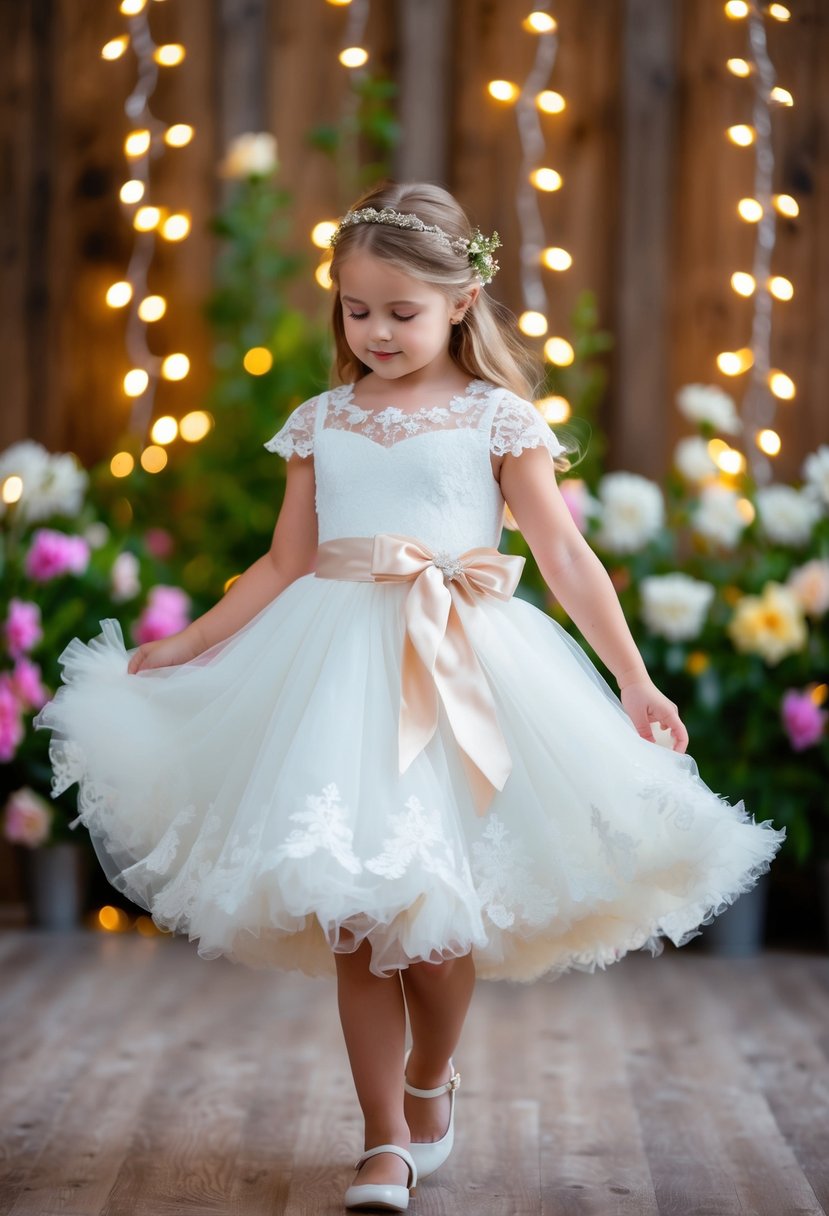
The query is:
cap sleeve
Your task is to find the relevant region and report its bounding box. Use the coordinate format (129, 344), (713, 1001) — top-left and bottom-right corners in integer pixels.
(263, 395), (320, 459)
(490, 391), (566, 461)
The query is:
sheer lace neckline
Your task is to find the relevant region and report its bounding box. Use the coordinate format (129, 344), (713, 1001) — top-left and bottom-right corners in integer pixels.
(322, 378), (497, 449)
(335, 377), (492, 417)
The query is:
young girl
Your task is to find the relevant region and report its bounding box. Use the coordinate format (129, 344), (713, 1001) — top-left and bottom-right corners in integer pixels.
(35, 180), (785, 1213)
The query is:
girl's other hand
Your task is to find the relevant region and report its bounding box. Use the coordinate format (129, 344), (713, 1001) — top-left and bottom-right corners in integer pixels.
(127, 629), (201, 675)
(620, 678), (689, 754)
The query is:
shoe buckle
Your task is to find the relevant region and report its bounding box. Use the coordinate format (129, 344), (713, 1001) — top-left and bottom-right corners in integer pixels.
(447, 1071), (460, 1091)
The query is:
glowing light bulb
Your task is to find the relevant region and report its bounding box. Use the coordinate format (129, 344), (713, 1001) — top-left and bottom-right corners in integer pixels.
(736, 498), (755, 523)
(536, 395), (571, 423)
(530, 167), (562, 192)
(164, 124), (194, 147)
(125, 129), (151, 157)
(110, 452), (135, 477)
(97, 905), (123, 931)
(150, 416), (178, 445)
(544, 337), (575, 366)
(773, 193), (799, 218)
(102, 37), (129, 60)
(769, 371), (795, 399)
(326, 0), (352, 5)
(315, 259), (333, 289)
(134, 205), (161, 231)
(523, 11), (557, 33)
(717, 349), (753, 376)
(811, 683), (828, 705)
(339, 46), (368, 68)
(727, 124), (755, 147)
(180, 411), (212, 442)
(154, 43), (185, 66)
(536, 90), (566, 114)
(541, 246), (572, 271)
(311, 220), (338, 248)
(738, 197), (763, 222)
(138, 294), (166, 322)
(140, 445), (168, 473)
(724, 0), (748, 16)
(2, 476), (23, 504)
(707, 439), (729, 461)
(518, 311), (548, 337)
(120, 179), (145, 204)
(726, 57), (751, 77)
(243, 347), (273, 375)
(119, 0), (146, 13)
(757, 429), (781, 456)
(768, 276), (793, 301)
(124, 368), (149, 396)
(106, 281), (133, 308)
(770, 86), (793, 106)
(488, 80), (520, 103)
(715, 447), (745, 474)
(160, 213), (190, 241)
(161, 353), (190, 381)
(768, 3), (791, 19)
(731, 272), (756, 296)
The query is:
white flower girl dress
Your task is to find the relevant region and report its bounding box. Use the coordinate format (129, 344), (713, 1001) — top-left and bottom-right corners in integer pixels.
(34, 379), (785, 980)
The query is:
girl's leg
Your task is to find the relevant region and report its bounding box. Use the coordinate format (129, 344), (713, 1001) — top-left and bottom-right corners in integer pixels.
(334, 937), (411, 1188)
(400, 951), (476, 1143)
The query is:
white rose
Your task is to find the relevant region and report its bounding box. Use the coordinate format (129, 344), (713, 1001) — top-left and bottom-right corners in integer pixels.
(220, 132), (278, 179)
(802, 445), (829, 509)
(593, 472), (665, 554)
(676, 384), (741, 434)
(0, 442), (87, 523)
(85, 522), (110, 550)
(640, 573), (716, 642)
(786, 558), (829, 617)
(674, 436), (718, 483)
(110, 551), (141, 602)
(756, 485), (821, 547)
(692, 484), (747, 548)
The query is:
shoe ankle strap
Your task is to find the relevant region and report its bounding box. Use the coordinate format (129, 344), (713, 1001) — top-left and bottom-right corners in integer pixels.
(403, 1069), (461, 1100)
(354, 1143), (417, 1186)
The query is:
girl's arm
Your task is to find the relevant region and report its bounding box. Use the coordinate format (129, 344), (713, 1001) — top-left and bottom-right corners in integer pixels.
(128, 454), (317, 673)
(499, 447), (689, 752)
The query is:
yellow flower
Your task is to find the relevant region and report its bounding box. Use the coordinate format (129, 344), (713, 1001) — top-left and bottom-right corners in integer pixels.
(685, 650), (710, 676)
(727, 581), (808, 664)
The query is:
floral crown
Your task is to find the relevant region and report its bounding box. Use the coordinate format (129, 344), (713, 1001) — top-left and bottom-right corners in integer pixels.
(329, 206), (501, 285)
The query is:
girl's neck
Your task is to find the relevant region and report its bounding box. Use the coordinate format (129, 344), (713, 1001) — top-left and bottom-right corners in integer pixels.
(352, 366), (477, 409)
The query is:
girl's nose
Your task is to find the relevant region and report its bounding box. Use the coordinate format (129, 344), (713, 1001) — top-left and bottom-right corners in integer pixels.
(369, 316), (393, 343)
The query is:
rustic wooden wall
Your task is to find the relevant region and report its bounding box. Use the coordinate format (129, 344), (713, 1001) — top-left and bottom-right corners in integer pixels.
(1, 0), (827, 480)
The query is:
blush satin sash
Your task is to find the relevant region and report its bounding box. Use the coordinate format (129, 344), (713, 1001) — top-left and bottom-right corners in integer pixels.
(314, 533), (526, 814)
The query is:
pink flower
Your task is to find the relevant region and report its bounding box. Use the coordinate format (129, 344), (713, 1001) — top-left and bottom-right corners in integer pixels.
(24, 529), (90, 582)
(133, 584), (191, 645)
(559, 479), (592, 534)
(11, 657), (48, 710)
(0, 676), (24, 762)
(144, 527), (174, 559)
(786, 559), (829, 618)
(3, 786), (52, 848)
(4, 598), (42, 658)
(781, 689), (827, 752)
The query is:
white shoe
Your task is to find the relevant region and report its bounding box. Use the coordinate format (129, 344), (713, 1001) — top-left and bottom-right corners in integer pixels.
(344, 1143), (417, 1212)
(403, 1049), (461, 1180)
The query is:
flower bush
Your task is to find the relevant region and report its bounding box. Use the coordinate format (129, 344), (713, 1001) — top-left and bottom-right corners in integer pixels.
(0, 441), (191, 847)
(549, 386), (828, 862)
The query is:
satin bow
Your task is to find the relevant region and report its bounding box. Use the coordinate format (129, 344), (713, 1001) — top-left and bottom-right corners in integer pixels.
(315, 533), (525, 814)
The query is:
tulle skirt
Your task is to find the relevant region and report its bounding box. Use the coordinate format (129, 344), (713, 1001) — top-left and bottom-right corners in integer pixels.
(34, 572), (785, 980)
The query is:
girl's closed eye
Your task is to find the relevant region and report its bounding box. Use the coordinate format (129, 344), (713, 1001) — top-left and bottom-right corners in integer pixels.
(346, 311), (416, 322)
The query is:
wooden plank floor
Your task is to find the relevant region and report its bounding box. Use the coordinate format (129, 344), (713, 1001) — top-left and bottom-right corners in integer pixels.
(0, 931), (827, 1216)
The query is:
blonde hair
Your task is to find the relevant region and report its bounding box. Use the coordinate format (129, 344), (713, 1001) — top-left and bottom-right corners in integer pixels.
(327, 181), (572, 474)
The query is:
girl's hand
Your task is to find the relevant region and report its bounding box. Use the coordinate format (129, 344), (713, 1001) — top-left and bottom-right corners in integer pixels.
(619, 678), (689, 754)
(127, 629), (201, 675)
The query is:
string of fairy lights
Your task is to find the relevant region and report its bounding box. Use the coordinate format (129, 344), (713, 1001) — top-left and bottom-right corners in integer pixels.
(102, 0), (212, 482)
(718, 0), (796, 485)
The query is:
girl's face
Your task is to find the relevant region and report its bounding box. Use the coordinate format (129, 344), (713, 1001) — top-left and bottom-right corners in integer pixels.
(337, 250), (464, 385)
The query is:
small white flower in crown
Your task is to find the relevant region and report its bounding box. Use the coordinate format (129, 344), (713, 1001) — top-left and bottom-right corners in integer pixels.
(432, 550), (465, 580)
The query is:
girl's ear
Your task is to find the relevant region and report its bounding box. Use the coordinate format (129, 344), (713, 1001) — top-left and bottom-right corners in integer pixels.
(452, 284), (481, 324)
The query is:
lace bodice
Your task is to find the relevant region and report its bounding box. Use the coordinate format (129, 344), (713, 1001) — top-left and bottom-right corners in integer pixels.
(264, 379), (565, 553)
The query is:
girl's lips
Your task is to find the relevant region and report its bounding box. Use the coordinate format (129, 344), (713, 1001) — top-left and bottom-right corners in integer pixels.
(370, 350), (400, 360)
